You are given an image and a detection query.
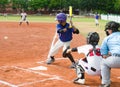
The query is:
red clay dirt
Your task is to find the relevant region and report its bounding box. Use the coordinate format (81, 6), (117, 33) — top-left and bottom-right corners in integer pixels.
(0, 22), (119, 87)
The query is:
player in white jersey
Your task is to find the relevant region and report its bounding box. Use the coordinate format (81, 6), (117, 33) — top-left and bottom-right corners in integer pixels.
(19, 11), (29, 25)
(64, 32), (102, 84)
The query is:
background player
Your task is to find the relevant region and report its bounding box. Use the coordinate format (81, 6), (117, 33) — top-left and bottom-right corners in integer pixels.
(99, 21), (120, 87)
(95, 13), (99, 26)
(19, 10), (29, 25)
(46, 12), (79, 68)
(64, 32), (102, 84)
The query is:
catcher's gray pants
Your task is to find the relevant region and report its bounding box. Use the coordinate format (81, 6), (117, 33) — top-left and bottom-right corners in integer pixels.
(101, 55), (120, 84)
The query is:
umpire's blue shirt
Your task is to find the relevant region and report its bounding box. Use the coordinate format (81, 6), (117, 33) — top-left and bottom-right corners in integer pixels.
(100, 32), (120, 55)
(56, 23), (74, 42)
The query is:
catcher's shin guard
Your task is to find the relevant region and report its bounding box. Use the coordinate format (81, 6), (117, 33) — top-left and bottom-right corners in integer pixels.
(62, 46), (75, 63)
(73, 65), (85, 84)
(76, 64), (85, 79)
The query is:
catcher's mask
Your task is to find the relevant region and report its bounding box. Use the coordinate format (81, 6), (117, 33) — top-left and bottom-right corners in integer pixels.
(87, 32), (100, 46)
(105, 21), (120, 35)
(56, 13), (67, 22)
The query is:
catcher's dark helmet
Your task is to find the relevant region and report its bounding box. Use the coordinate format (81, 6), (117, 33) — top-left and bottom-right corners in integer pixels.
(105, 21), (120, 32)
(87, 32), (100, 46)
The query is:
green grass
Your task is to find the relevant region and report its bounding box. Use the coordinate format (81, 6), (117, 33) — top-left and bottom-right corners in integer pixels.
(0, 15), (56, 22)
(0, 15), (108, 45)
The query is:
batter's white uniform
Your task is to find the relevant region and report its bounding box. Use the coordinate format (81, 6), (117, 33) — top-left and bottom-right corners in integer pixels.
(77, 44), (102, 75)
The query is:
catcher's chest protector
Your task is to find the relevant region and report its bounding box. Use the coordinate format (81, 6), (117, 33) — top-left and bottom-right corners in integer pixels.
(88, 48), (101, 56)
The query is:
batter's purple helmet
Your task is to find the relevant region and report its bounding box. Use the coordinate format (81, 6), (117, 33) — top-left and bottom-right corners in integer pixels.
(56, 13), (67, 22)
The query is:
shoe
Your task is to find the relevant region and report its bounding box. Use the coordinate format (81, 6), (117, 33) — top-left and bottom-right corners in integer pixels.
(46, 56), (55, 64)
(73, 77), (85, 84)
(70, 62), (76, 68)
(99, 84), (110, 87)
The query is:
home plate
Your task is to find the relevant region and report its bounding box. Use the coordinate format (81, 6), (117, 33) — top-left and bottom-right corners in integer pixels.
(29, 66), (47, 70)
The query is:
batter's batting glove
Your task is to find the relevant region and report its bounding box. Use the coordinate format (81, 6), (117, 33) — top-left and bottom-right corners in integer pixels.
(62, 46), (70, 58)
(73, 29), (80, 34)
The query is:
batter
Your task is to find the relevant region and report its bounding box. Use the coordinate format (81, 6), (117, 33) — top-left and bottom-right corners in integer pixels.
(46, 12), (79, 68)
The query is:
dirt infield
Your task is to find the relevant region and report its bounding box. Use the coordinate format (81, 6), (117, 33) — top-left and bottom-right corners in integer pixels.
(0, 22), (120, 87)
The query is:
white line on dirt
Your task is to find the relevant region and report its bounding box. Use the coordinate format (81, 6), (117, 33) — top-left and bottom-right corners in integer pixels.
(0, 80), (18, 87)
(0, 66), (9, 69)
(29, 66), (47, 70)
(11, 66), (71, 86)
(0, 66), (71, 87)
(17, 76), (71, 87)
(12, 66), (57, 77)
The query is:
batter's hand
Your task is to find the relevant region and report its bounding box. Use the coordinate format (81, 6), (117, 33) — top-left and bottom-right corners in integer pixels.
(63, 28), (67, 32)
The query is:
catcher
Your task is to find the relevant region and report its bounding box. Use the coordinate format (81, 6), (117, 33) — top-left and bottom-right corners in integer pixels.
(64, 32), (102, 84)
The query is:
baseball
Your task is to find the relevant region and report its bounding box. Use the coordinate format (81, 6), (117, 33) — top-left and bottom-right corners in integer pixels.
(4, 36), (8, 39)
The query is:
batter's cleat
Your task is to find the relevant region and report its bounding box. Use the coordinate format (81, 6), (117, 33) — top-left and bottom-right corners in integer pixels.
(99, 84), (110, 87)
(46, 56), (55, 64)
(73, 77), (85, 85)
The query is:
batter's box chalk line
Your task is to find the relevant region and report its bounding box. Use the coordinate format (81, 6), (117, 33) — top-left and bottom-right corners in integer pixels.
(0, 80), (18, 87)
(29, 66), (47, 70)
(0, 66), (71, 87)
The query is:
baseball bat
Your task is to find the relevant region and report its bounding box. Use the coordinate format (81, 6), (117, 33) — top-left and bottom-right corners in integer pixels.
(69, 6), (73, 28)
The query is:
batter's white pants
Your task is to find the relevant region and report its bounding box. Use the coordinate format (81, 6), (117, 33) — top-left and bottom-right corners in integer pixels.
(48, 39), (71, 58)
(95, 19), (99, 25)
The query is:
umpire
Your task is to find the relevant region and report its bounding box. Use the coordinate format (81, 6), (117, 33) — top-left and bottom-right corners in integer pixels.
(99, 21), (120, 87)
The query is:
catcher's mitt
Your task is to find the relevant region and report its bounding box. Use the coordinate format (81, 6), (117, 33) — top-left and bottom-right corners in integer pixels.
(63, 46), (70, 57)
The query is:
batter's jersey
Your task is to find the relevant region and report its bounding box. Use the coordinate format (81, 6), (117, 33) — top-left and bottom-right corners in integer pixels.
(56, 23), (74, 42)
(77, 44), (102, 75)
